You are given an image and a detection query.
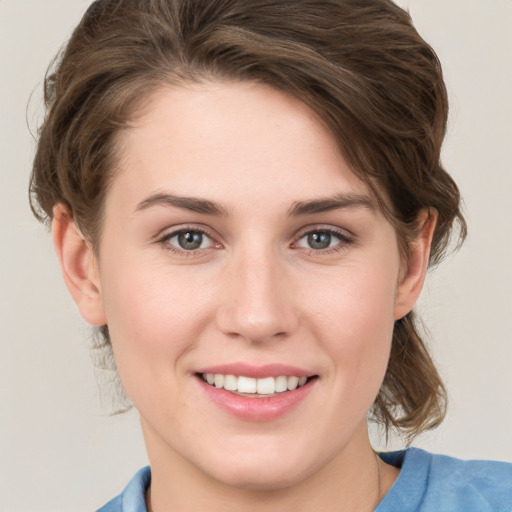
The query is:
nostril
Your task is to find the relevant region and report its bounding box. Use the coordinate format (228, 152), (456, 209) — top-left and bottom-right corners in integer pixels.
(214, 282), (300, 343)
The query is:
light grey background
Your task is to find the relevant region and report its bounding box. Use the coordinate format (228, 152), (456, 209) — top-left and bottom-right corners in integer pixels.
(1, 1), (511, 511)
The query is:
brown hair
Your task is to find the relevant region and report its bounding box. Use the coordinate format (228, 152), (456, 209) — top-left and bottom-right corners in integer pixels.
(30, 0), (466, 439)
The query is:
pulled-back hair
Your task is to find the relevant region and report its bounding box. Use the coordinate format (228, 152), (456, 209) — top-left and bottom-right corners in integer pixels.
(30, 0), (466, 439)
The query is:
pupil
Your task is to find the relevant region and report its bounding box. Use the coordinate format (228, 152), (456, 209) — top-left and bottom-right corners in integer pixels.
(308, 232), (331, 249)
(178, 231), (203, 250)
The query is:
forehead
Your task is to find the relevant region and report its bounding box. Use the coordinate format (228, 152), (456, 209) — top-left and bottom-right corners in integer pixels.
(105, 80), (384, 226)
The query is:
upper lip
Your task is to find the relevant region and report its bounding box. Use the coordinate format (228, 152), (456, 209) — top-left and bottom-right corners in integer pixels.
(195, 362), (314, 379)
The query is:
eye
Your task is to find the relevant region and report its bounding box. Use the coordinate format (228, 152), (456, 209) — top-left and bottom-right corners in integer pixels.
(162, 228), (214, 251)
(295, 229), (351, 251)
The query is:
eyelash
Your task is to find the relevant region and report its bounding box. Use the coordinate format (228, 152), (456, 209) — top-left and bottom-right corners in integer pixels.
(293, 227), (354, 256)
(157, 225), (354, 256)
(157, 225), (220, 257)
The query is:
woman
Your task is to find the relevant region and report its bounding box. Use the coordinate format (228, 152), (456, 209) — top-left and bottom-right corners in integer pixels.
(29, 0), (512, 510)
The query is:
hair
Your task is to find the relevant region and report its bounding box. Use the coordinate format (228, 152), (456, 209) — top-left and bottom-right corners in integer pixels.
(30, 0), (466, 440)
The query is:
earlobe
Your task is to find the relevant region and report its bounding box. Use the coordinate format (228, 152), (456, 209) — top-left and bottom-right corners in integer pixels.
(52, 203), (107, 326)
(393, 209), (437, 320)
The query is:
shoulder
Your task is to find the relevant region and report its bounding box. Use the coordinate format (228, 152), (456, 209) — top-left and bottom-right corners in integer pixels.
(96, 466), (151, 512)
(377, 448), (512, 512)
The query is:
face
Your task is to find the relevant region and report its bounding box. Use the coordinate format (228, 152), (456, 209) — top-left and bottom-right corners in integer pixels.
(83, 82), (419, 490)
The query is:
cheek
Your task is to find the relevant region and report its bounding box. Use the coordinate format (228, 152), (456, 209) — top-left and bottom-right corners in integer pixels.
(306, 263), (398, 391)
(98, 253), (216, 379)
(308, 261), (398, 337)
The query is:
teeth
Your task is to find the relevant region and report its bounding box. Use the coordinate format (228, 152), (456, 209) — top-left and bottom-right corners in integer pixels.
(257, 377), (275, 395)
(201, 373), (310, 395)
(287, 376), (299, 390)
(238, 376), (257, 393)
(275, 376), (288, 392)
(223, 374), (238, 391)
(214, 374), (224, 388)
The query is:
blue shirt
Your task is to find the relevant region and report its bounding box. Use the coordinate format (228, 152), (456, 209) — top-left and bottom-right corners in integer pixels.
(97, 448), (512, 511)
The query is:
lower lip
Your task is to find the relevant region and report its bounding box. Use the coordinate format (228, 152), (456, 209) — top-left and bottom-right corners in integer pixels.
(197, 377), (316, 422)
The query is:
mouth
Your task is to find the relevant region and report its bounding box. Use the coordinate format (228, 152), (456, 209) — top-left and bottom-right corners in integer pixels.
(197, 373), (316, 397)
(194, 363), (318, 420)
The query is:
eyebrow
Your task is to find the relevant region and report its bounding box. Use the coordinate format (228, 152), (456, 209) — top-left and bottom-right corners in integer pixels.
(135, 191), (375, 217)
(288, 193), (375, 216)
(135, 193), (229, 216)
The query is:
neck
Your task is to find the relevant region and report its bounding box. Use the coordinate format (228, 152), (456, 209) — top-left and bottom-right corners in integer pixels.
(143, 421), (399, 512)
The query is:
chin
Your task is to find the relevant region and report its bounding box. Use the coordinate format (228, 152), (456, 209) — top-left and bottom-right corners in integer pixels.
(214, 464), (307, 492)
(199, 444), (318, 492)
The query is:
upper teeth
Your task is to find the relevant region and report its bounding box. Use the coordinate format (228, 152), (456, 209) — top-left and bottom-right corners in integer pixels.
(202, 374), (308, 395)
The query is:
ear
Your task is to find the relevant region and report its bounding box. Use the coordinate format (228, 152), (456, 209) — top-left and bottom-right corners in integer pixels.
(52, 203), (107, 326)
(393, 209), (437, 320)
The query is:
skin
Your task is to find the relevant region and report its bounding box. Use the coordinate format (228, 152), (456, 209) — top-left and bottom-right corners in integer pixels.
(53, 81), (435, 511)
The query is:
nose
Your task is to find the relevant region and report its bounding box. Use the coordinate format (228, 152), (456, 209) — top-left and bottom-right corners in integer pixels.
(215, 247), (299, 344)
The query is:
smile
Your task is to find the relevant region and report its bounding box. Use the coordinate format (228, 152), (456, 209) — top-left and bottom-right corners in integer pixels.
(200, 373), (309, 396)
(197, 371), (317, 421)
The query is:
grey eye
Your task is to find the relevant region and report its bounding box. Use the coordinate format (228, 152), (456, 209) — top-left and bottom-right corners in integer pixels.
(164, 229), (213, 251)
(296, 229), (350, 251)
(178, 231), (204, 250)
(307, 231), (333, 250)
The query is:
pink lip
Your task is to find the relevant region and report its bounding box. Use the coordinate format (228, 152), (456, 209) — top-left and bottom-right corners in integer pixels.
(195, 374), (317, 422)
(195, 362), (313, 378)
